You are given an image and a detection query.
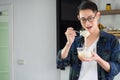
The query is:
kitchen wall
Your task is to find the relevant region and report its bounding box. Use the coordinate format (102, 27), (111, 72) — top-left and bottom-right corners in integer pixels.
(92, 0), (120, 30)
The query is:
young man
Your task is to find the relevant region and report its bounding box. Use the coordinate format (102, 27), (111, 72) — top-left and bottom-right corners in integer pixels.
(57, 1), (120, 80)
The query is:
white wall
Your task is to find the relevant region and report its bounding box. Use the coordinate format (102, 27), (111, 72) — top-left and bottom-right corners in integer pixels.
(0, 0), (60, 80)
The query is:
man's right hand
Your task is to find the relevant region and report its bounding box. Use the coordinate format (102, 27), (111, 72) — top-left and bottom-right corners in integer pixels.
(65, 27), (76, 45)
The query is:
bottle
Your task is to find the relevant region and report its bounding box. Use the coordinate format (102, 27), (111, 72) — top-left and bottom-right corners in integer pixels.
(106, 3), (111, 10)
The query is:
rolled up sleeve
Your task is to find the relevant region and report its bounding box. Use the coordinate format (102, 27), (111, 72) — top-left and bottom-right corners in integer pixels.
(108, 61), (120, 77)
(57, 50), (71, 70)
(107, 38), (120, 77)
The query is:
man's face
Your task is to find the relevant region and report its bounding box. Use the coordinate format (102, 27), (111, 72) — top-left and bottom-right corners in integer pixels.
(77, 9), (100, 33)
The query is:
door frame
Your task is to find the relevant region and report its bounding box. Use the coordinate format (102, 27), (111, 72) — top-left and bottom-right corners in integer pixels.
(0, 4), (14, 80)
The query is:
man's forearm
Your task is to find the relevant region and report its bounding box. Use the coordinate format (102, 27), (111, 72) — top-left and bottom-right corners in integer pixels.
(96, 56), (110, 72)
(61, 42), (72, 59)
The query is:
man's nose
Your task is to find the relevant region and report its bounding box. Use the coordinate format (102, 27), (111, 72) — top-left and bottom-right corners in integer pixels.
(85, 20), (91, 25)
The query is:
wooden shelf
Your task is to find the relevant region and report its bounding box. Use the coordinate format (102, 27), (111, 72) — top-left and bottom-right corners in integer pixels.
(100, 9), (120, 37)
(100, 9), (120, 15)
(107, 30), (120, 37)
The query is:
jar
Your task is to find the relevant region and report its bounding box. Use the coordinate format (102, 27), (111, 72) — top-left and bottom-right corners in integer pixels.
(106, 3), (111, 10)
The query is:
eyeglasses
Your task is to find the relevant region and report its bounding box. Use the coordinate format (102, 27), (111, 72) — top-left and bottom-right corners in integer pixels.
(79, 14), (96, 24)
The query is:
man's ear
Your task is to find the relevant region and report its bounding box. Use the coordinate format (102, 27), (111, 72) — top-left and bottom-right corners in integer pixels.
(96, 11), (100, 20)
(77, 15), (80, 20)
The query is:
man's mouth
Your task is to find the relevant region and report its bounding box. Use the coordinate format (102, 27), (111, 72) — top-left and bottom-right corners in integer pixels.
(86, 26), (92, 29)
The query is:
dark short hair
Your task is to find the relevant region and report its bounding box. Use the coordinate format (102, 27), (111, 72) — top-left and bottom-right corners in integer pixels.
(77, 1), (98, 14)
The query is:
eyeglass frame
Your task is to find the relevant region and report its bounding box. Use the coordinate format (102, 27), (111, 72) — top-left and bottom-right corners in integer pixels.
(78, 12), (97, 24)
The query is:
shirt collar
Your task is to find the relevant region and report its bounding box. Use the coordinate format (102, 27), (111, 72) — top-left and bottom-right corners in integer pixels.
(99, 30), (108, 38)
